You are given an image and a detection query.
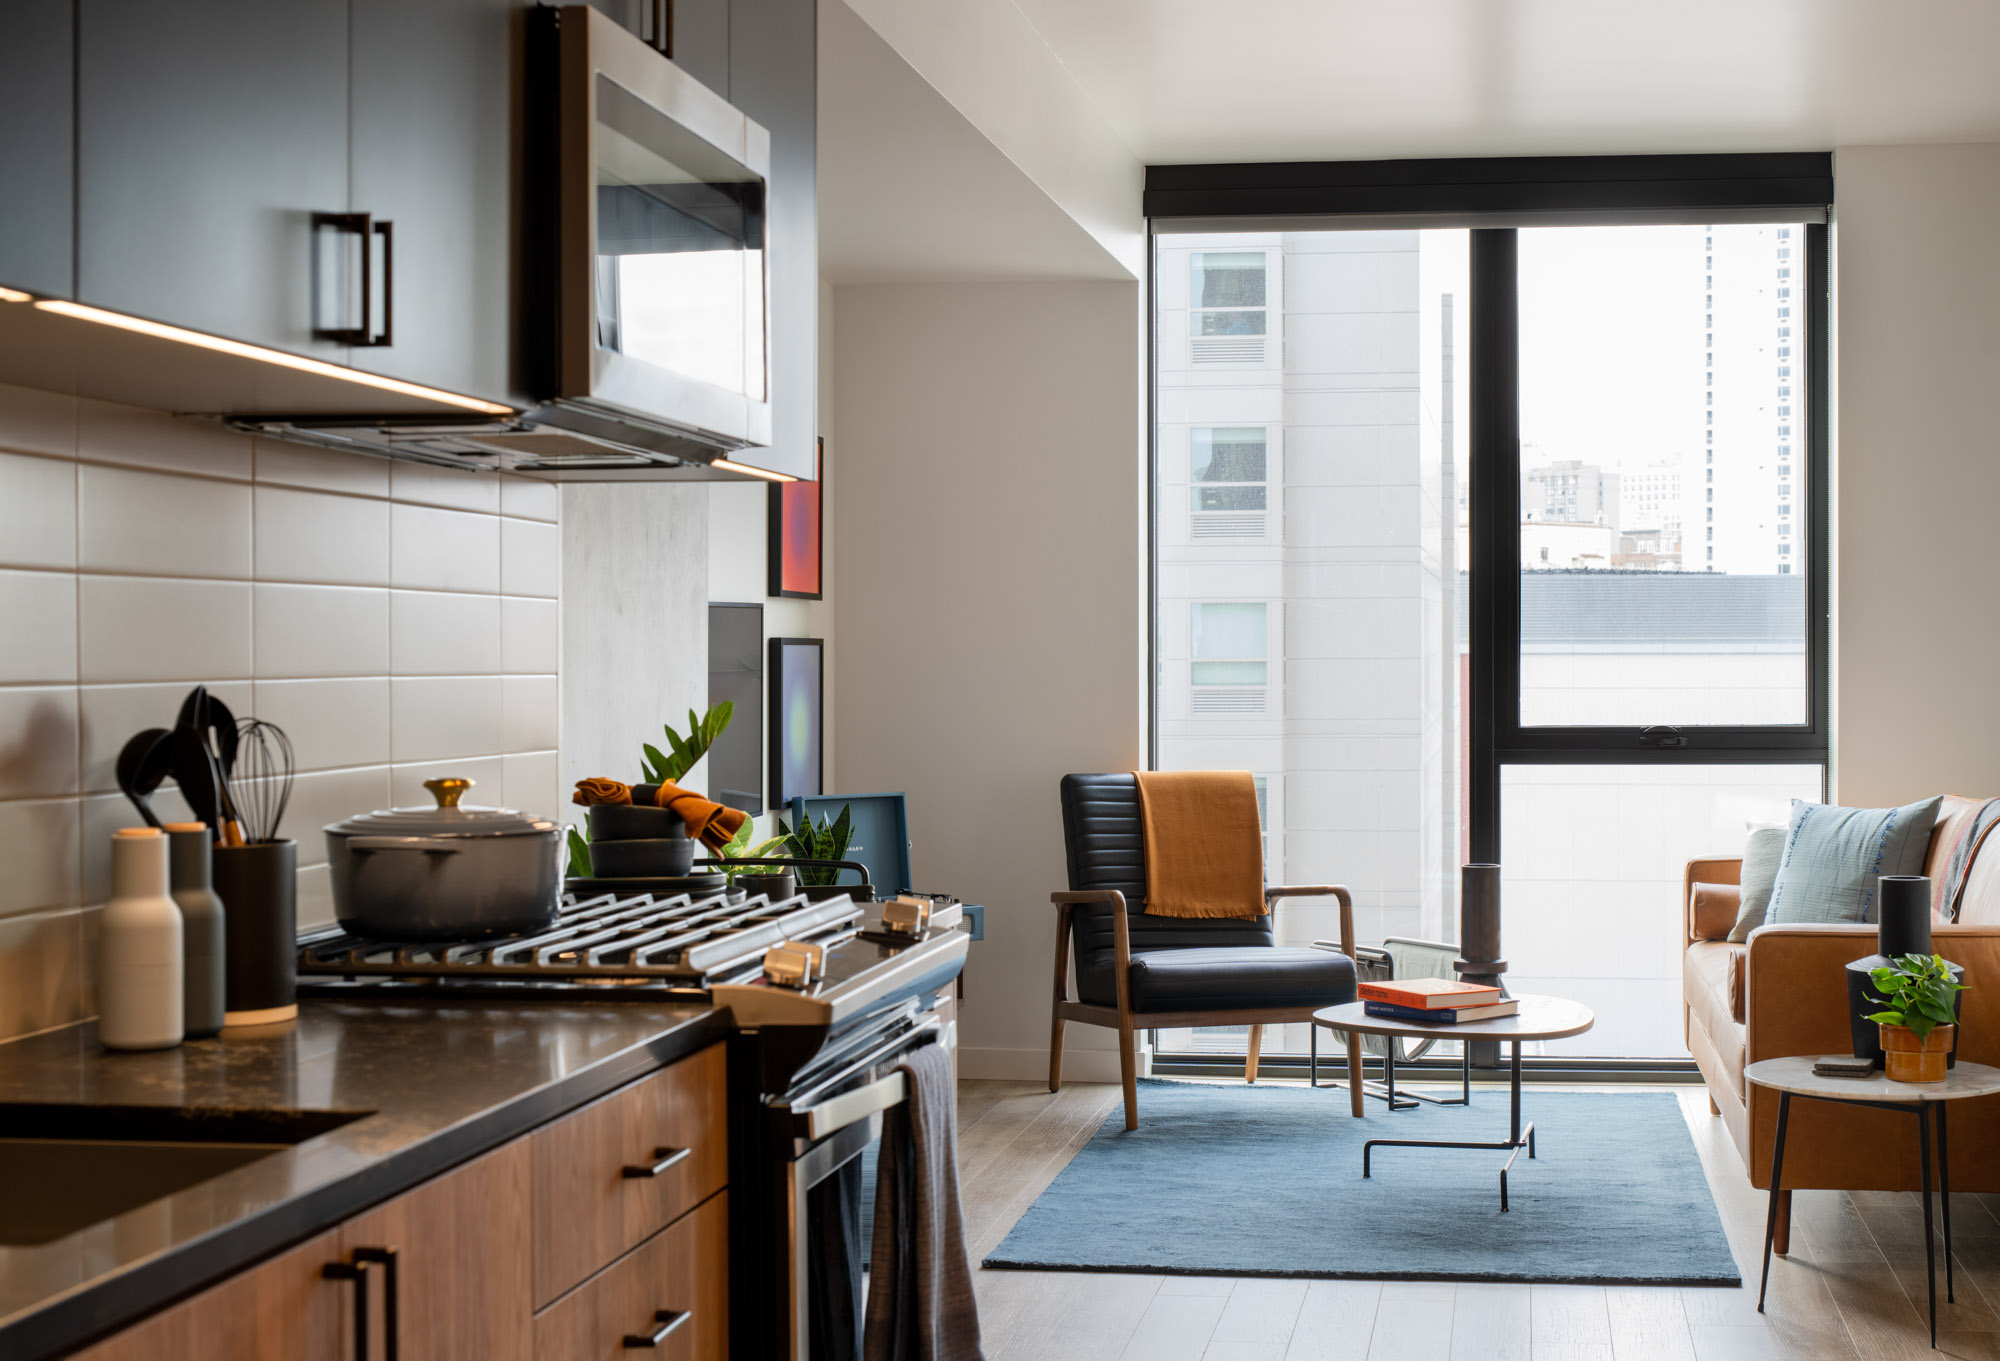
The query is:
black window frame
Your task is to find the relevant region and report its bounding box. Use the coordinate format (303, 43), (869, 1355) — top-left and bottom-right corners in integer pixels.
(1143, 153), (1832, 1070)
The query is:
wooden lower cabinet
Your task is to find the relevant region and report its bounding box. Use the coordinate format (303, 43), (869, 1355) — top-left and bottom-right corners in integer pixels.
(70, 1228), (348, 1361)
(533, 1192), (728, 1361)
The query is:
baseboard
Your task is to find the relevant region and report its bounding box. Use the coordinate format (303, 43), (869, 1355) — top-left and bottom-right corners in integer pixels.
(957, 1045), (1152, 1084)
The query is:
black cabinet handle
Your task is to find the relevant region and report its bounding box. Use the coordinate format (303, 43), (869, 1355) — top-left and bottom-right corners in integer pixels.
(310, 213), (393, 348)
(623, 1309), (692, 1348)
(324, 1258), (374, 1361)
(622, 1146), (691, 1178)
(353, 1247), (400, 1361)
(368, 219), (394, 348)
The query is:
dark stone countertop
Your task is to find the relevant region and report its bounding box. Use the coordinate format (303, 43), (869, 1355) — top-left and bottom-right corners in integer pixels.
(0, 998), (730, 1360)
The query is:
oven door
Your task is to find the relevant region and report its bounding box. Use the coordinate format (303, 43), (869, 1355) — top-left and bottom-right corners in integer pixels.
(553, 5), (771, 452)
(774, 1011), (950, 1361)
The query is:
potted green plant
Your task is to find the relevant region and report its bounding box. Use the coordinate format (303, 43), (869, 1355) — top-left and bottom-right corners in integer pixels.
(781, 805), (863, 901)
(1864, 952), (1967, 1083)
(713, 820), (797, 899)
(566, 703), (736, 878)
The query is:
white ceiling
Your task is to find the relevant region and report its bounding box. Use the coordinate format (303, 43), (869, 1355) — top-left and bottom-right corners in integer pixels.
(1008, 0), (2000, 164)
(817, 0), (1129, 284)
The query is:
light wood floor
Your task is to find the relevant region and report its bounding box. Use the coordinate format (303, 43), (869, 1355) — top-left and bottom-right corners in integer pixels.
(956, 1078), (2000, 1361)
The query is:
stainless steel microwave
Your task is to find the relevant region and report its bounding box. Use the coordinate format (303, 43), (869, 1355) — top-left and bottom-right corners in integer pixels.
(537, 3), (772, 463)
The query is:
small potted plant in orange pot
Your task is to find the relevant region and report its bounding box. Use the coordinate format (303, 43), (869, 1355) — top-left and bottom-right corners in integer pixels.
(1865, 953), (1967, 1083)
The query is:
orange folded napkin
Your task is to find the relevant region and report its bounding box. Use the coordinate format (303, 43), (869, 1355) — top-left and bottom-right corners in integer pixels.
(1133, 770), (1265, 919)
(571, 777), (749, 853)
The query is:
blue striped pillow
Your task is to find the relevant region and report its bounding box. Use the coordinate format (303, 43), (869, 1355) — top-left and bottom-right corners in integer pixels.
(1766, 797), (1942, 925)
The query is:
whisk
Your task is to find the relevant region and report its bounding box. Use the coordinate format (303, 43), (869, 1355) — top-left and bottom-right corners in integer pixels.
(233, 718), (295, 844)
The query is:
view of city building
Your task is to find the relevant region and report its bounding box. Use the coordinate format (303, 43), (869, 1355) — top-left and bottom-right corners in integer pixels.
(1154, 224), (1815, 1058)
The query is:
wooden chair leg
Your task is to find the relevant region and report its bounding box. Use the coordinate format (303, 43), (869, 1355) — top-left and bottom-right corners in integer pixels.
(1347, 1033), (1365, 1117)
(1245, 1025), (1263, 1083)
(1773, 1189), (1792, 1256)
(1708, 1093), (1720, 1117)
(1118, 1013), (1139, 1130)
(1049, 1010), (1065, 1093)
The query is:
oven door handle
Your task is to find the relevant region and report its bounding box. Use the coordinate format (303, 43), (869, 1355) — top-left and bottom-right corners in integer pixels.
(796, 1070), (909, 1141)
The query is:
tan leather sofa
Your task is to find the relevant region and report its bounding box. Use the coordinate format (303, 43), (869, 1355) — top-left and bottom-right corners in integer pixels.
(1684, 795), (2000, 1253)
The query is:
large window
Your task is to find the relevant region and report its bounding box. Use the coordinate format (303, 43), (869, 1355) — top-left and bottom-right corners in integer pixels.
(1150, 156), (1829, 1065)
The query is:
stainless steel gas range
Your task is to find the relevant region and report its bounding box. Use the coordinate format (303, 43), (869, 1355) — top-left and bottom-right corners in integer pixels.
(296, 887), (969, 1361)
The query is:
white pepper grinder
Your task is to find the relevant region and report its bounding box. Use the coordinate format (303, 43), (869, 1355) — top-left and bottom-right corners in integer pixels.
(99, 826), (184, 1051)
(165, 822), (226, 1038)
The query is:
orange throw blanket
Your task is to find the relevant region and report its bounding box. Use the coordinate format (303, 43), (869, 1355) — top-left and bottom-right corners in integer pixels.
(1133, 770), (1266, 919)
(572, 777), (748, 853)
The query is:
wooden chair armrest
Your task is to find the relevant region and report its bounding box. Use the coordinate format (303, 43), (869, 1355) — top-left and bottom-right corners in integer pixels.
(1049, 890), (1134, 1007)
(1267, 884), (1355, 959)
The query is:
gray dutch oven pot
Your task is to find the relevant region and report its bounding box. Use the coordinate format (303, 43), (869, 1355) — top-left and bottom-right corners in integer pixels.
(325, 777), (561, 938)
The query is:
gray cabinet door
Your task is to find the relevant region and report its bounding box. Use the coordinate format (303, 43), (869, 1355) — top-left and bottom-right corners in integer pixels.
(77, 0), (351, 360)
(349, 0), (521, 406)
(0, 1), (73, 298)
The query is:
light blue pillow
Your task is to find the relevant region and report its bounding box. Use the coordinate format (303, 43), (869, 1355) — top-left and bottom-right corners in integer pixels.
(1727, 824), (1788, 942)
(1767, 797), (1942, 925)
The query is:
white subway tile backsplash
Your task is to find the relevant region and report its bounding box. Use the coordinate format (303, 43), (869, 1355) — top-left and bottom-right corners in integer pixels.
(392, 676), (503, 763)
(503, 675), (559, 752)
(251, 678), (392, 772)
(0, 568), (79, 683)
(253, 437), (391, 498)
(390, 461), (500, 514)
(0, 452), (77, 568)
(79, 576), (253, 683)
(499, 475), (559, 523)
(0, 908), (87, 1038)
(503, 750), (562, 820)
(0, 688), (79, 800)
(253, 583), (390, 678)
(391, 502), (500, 593)
(390, 755), (506, 812)
(390, 590), (502, 676)
(0, 798), (81, 916)
(77, 680), (252, 794)
(78, 464), (253, 579)
(0, 382), (77, 458)
(502, 596), (560, 674)
(279, 764), (392, 860)
(297, 862), (335, 930)
(501, 517), (561, 597)
(78, 400), (253, 479)
(253, 485), (392, 586)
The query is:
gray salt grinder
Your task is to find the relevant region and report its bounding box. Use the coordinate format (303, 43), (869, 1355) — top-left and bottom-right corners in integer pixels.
(166, 822), (226, 1037)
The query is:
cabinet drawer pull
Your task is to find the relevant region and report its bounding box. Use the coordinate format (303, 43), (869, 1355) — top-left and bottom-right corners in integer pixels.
(623, 1308), (692, 1348)
(621, 1145), (691, 1178)
(324, 1258), (374, 1361)
(353, 1247), (400, 1361)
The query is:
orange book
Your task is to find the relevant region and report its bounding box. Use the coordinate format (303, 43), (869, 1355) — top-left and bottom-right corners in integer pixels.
(1357, 978), (1503, 1010)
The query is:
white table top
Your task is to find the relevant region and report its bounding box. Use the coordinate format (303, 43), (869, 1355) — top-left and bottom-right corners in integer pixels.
(1312, 993), (1594, 1043)
(1743, 1056), (2000, 1103)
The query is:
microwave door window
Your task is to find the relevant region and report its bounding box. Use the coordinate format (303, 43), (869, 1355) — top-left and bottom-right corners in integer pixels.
(593, 76), (766, 400)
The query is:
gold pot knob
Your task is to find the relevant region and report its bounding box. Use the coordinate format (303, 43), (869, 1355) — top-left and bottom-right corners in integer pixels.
(424, 777), (474, 809)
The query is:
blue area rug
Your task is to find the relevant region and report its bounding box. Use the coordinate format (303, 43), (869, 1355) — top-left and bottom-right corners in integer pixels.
(983, 1079), (1740, 1286)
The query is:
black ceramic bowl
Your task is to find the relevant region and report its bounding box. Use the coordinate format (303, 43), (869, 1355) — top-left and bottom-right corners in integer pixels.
(589, 836), (696, 878)
(588, 803), (685, 841)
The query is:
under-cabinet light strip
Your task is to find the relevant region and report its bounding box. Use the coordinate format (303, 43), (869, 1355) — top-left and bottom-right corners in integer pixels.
(0, 287), (32, 304)
(24, 297), (514, 415)
(711, 458), (795, 482)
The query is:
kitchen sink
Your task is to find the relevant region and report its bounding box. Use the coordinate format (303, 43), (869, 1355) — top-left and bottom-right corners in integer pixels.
(0, 1103), (369, 1247)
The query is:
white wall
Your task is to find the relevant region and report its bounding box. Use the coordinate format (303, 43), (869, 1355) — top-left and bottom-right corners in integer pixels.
(0, 386), (562, 1041)
(831, 281), (1144, 1079)
(1832, 143), (2000, 805)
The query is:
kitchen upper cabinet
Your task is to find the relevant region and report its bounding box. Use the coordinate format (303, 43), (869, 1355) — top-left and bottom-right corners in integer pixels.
(67, 1228), (348, 1361)
(76, 0), (351, 360)
(0, 0), (73, 298)
(348, 0), (520, 405)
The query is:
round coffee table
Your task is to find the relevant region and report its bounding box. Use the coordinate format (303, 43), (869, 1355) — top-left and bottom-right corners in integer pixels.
(1312, 994), (1594, 1211)
(1744, 1056), (2000, 1349)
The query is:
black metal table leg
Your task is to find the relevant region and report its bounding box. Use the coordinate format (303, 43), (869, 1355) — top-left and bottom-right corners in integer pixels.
(1309, 1025), (1318, 1088)
(1939, 1102), (1954, 1305)
(1363, 1036), (1533, 1211)
(1758, 1091), (1791, 1314)
(1919, 1103), (1937, 1348)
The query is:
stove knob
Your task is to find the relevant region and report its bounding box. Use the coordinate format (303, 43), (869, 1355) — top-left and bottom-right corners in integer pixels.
(881, 895), (932, 937)
(763, 941), (823, 989)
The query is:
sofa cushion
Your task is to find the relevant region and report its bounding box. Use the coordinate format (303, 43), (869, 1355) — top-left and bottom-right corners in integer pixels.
(1767, 796), (1942, 925)
(1726, 825), (1787, 942)
(1728, 947), (1747, 1025)
(1690, 882), (1742, 942)
(1684, 942), (1747, 1098)
(1124, 946), (1357, 1013)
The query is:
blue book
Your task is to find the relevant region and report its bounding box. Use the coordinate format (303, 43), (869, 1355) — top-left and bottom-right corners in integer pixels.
(1363, 998), (1519, 1024)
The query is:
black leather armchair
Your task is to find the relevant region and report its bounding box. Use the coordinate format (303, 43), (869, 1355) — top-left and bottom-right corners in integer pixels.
(1051, 773), (1363, 1129)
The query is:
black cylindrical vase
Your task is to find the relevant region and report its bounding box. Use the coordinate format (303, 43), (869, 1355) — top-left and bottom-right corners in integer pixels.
(1845, 875), (1960, 1067)
(1455, 864), (1508, 993)
(214, 840), (298, 1026)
